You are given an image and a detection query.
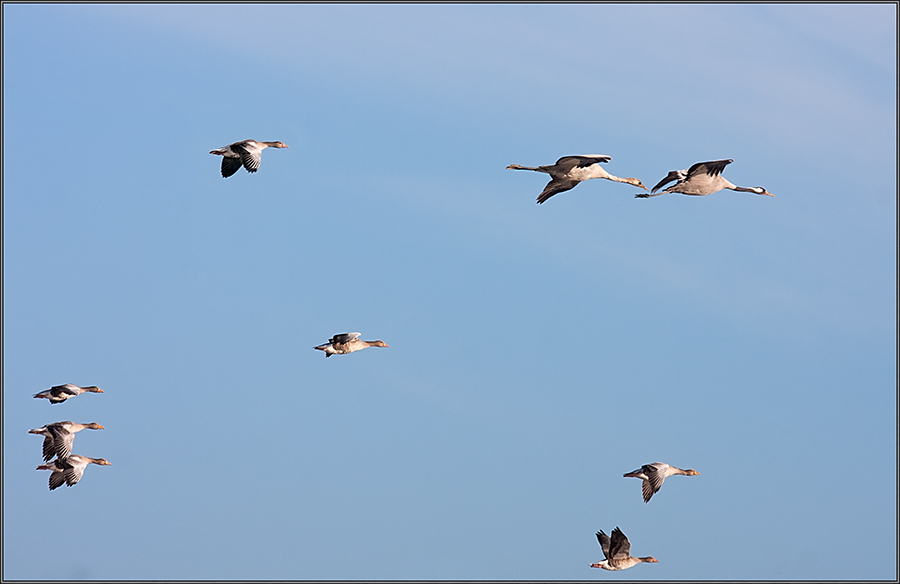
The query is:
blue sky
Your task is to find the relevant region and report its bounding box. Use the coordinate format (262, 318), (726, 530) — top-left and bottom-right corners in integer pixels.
(2, 3), (896, 581)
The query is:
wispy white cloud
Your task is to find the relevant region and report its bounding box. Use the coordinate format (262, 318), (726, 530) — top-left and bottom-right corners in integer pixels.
(93, 4), (894, 167)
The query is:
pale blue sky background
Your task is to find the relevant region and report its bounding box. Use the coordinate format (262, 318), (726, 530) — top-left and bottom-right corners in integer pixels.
(3, 3), (896, 581)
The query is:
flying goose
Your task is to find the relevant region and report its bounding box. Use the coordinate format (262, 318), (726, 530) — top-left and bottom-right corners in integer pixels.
(637, 159), (773, 198)
(210, 139), (288, 178)
(29, 421), (105, 462)
(33, 384), (103, 404)
(506, 155), (648, 204)
(591, 527), (658, 571)
(624, 462), (700, 503)
(314, 332), (389, 357)
(36, 455), (111, 491)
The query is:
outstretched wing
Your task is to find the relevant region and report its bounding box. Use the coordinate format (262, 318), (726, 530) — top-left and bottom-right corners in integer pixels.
(232, 142), (262, 173)
(609, 527), (632, 560)
(595, 530), (611, 559)
(686, 159), (733, 180)
(536, 178), (580, 204)
(49, 427), (75, 462)
(48, 469), (66, 491)
(220, 156), (244, 178)
(555, 155), (611, 170)
(642, 464), (667, 501)
(650, 169), (686, 193)
(41, 436), (57, 462)
(60, 458), (87, 486)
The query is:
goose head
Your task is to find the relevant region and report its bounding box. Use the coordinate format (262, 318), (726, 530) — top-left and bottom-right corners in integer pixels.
(627, 177), (649, 191)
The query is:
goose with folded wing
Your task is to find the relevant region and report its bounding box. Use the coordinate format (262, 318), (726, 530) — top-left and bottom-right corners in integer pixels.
(314, 332), (389, 357)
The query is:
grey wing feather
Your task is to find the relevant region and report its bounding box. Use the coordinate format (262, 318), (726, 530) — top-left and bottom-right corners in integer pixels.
(55, 433), (75, 461)
(41, 436), (57, 462)
(536, 178), (580, 204)
(330, 332), (361, 343)
(645, 464), (666, 490)
(556, 155), (610, 169)
(641, 464), (666, 502)
(220, 156), (243, 178)
(596, 531), (611, 559)
(232, 142), (261, 173)
(51, 385), (79, 397)
(609, 527), (631, 559)
(60, 458), (86, 486)
(641, 479), (656, 502)
(48, 470), (66, 490)
(64, 466), (85, 486)
(651, 170), (685, 193)
(46, 424), (75, 461)
(687, 159), (732, 179)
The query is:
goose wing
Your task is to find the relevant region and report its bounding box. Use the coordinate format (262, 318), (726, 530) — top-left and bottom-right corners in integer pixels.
(48, 425), (76, 461)
(40, 428), (73, 462)
(536, 178), (580, 204)
(686, 159), (732, 179)
(641, 463), (667, 502)
(231, 141), (263, 173)
(41, 435), (58, 462)
(220, 155), (244, 178)
(555, 155), (611, 170)
(609, 527), (632, 560)
(330, 332), (361, 344)
(651, 169), (686, 193)
(60, 457), (88, 486)
(47, 468), (67, 491)
(50, 384), (80, 398)
(595, 530), (612, 559)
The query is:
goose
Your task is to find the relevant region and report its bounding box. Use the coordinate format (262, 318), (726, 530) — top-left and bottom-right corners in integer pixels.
(591, 527), (658, 571)
(33, 384), (103, 404)
(210, 139), (288, 178)
(29, 421), (105, 462)
(506, 155), (648, 204)
(36, 455), (111, 491)
(637, 159), (773, 198)
(624, 462), (700, 503)
(314, 332), (389, 357)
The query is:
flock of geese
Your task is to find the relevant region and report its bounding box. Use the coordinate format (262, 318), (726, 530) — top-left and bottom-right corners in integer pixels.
(28, 139), (773, 574)
(30, 384), (109, 490)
